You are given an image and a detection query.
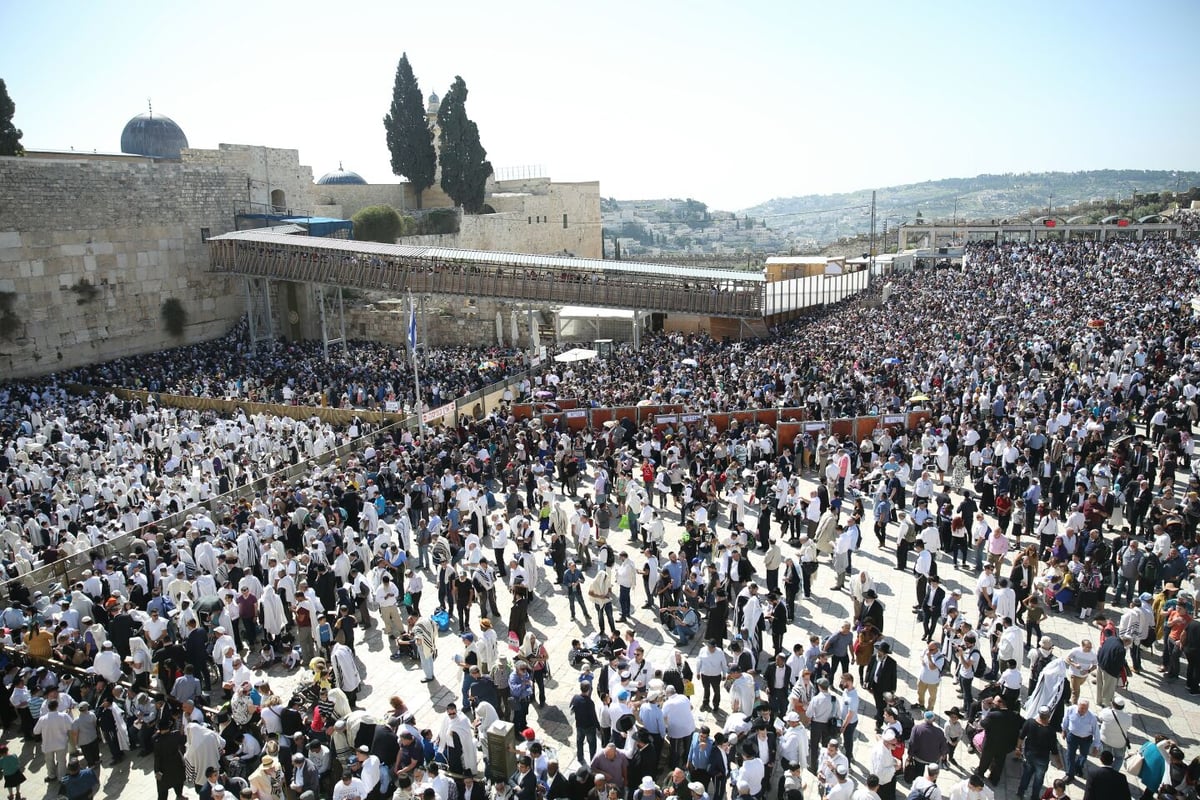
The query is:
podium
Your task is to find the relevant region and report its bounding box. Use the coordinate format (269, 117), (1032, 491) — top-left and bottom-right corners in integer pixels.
(486, 719), (517, 782)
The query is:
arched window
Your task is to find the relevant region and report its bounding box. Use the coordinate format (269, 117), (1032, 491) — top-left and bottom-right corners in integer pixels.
(270, 189), (286, 211)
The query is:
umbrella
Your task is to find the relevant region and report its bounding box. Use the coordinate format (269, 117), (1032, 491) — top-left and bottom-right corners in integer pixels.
(554, 348), (598, 363)
(637, 400), (653, 406)
(672, 388), (693, 396)
(680, 358), (699, 367)
(909, 393), (931, 402)
(882, 357), (901, 365)
(603, 420), (620, 429)
(535, 390), (555, 399)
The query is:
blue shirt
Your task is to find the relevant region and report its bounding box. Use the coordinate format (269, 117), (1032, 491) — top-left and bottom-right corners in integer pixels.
(688, 733), (712, 771)
(1061, 708), (1099, 740)
(665, 560), (685, 589)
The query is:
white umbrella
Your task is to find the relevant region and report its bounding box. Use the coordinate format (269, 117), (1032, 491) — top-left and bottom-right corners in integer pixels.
(681, 358), (699, 367)
(554, 348), (599, 363)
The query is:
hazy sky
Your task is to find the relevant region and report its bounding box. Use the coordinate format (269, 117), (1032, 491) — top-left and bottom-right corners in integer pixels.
(3, 0), (1198, 209)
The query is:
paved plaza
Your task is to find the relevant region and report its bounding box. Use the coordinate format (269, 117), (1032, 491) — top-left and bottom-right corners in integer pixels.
(10, 467), (1194, 799)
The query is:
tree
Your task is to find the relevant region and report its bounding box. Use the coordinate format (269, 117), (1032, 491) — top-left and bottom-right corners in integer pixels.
(382, 54), (436, 208)
(352, 205), (403, 243)
(0, 79), (23, 157)
(437, 76), (493, 214)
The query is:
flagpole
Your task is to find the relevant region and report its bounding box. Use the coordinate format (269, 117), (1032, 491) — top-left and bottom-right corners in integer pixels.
(408, 291), (427, 440)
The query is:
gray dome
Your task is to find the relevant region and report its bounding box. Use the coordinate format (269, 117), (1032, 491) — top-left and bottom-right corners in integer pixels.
(121, 112), (188, 159)
(316, 163), (367, 185)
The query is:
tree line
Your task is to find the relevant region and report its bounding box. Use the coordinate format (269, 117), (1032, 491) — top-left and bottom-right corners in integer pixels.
(383, 54), (492, 214)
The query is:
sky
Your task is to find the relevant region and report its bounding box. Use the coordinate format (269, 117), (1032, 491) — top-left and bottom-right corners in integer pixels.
(3, 0), (1199, 210)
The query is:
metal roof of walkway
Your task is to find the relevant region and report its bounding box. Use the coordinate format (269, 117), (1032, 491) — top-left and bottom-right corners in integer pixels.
(208, 230), (767, 318)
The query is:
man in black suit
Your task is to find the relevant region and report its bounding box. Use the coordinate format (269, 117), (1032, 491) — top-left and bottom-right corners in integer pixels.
(764, 653), (793, 719)
(863, 642), (898, 730)
(543, 760), (570, 800)
(1083, 750), (1130, 798)
(857, 589), (885, 635)
(511, 757), (538, 800)
(918, 577), (946, 641)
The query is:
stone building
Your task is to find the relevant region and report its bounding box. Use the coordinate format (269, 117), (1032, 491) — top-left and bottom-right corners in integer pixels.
(0, 108), (602, 378)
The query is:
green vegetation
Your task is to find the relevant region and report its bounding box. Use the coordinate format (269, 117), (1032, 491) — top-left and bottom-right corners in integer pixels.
(161, 298), (187, 338)
(0, 291), (20, 340)
(352, 205), (404, 243)
(437, 76), (493, 214)
(69, 278), (100, 305)
(383, 53), (437, 209)
(0, 79), (22, 157)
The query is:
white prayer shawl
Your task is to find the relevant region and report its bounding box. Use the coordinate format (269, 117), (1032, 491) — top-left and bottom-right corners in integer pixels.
(1022, 657), (1068, 720)
(328, 687), (352, 719)
(474, 701), (499, 735)
(438, 713), (480, 773)
(730, 672), (756, 714)
(106, 701), (132, 752)
(476, 629), (499, 667)
(261, 588), (286, 637)
(330, 643), (361, 693)
(184, 721), (223, 784)
(742, 596), (764, 652)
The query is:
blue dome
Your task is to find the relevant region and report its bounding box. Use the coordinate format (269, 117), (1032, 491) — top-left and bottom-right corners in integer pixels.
(120, 112), (188, 159)
(316, 164), (367, 185)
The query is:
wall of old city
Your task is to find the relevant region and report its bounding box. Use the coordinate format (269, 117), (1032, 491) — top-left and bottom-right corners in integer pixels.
(0, 154), (248, 378)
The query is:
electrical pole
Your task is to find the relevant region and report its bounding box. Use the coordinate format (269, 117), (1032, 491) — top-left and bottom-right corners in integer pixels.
(869, 190), (877, 278)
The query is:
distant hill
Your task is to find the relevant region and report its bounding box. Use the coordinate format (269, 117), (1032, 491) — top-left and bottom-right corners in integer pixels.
(739, 169), (1200, 245)
(602, 170), (1200, 259)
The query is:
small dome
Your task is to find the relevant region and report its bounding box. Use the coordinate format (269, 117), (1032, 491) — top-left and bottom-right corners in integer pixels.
(427, 91), (440, 112)
(120, 112), (188, 159)
(316, 163), (367, 185)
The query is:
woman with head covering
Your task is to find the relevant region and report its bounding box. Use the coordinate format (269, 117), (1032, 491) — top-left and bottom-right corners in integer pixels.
(520, 633), (550, 707)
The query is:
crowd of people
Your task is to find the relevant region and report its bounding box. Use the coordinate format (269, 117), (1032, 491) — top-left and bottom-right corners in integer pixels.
(2, 234), (1200, 800)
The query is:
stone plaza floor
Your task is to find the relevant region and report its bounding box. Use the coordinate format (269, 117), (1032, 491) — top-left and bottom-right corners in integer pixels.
(10, 467), (1195, 799)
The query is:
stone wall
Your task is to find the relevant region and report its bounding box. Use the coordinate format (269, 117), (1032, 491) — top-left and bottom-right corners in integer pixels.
(0, 155), (246, 377)
(181, 143), (316, 215)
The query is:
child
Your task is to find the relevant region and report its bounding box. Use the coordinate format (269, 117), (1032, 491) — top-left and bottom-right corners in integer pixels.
(568, 640), (598, 670)
(0, 743), (25, 800)
(942, 707), (964, 767)
(1039, 778), (1069, 799)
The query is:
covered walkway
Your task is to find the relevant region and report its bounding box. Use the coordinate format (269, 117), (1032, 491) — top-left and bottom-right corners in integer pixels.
(208, 230), (767, 318)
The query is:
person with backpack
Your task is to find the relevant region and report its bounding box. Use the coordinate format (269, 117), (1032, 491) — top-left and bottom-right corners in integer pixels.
(906, 762), (943, 800)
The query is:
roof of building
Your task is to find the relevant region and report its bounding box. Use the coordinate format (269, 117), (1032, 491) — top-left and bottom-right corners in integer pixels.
(209, 230), (765, 283)
(315, 164), (367, 185)
(120, 112), (188, 159)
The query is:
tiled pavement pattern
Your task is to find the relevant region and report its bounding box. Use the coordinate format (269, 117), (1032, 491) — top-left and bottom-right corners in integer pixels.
(12, 469), (1194, 799)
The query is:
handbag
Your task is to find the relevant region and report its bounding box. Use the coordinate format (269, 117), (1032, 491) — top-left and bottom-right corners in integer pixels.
(1125, 750), (1145, 777)
(403, 592), (413, 606)
(683, 679), (695, 697)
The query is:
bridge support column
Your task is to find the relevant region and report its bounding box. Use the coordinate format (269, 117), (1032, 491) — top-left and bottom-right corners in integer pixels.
(244, 277), (274, 355)
(316, 285), (347, 363)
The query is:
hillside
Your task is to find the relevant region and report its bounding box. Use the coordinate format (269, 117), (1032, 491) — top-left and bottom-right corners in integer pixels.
(602, 170), (1200, 259)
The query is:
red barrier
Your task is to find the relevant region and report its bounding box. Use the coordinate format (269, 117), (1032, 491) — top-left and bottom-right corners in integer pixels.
(756, 408), (779, 427)
(590, 408), (614, 429)
(707, 413), (731, 432)
(563, 409), (589, 431)
(777, 422), (803, 443)
(557, 398), (579, 410)
(511, 403), (534, 420)
(908, 411), (931, 430)
(830, 418), (855, 438)
(778, 407), (808, 422)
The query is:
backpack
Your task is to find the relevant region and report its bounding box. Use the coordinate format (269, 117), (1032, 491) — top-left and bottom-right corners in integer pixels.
(906, 787), (934, 800)
(1140, 554), (1160, 585)
(605, 547), (616, 568)
(895, 704), (915, 741)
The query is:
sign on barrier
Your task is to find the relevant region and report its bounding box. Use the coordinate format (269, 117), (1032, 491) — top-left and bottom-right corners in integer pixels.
(882, 414), (904, 425)
(805, 421), (827, 432)
(681, 413), (704, 423)
(385, 401), (402, 412)
(565, 409), (587, 419)
(422, 402), (456, 423)
(655, 415), (679, 425)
